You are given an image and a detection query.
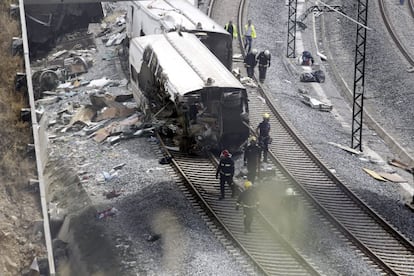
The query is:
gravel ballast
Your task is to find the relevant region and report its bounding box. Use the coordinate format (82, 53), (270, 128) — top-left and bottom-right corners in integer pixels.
(37, 1), (414, 275)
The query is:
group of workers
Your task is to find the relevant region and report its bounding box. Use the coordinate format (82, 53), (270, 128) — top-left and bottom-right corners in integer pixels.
(215, 113), (272, 233)
(224, 19), (271, 83)
(220, 20), (296, 234)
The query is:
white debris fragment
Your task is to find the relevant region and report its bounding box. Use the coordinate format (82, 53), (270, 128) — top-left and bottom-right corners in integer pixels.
(317, 51), (327, 61)
(301, 95), (332, 111)
(87, 77), (113, 89)
(240, 77), (257, 87)
(57, 82), (73, 90)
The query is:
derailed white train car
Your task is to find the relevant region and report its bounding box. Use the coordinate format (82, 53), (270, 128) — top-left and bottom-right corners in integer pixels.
(129, 32), (249, 152)
(126, 0), (232, 70)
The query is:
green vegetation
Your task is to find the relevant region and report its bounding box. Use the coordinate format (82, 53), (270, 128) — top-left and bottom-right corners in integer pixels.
(0, 0), (34, 184)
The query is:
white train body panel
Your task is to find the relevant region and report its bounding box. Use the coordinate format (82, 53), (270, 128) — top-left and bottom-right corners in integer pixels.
(129, 32), (248, 151)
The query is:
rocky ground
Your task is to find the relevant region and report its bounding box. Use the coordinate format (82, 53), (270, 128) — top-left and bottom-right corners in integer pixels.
(248, 0), (414, 274)
(36, 3), (250, 275)
(2, 0), (413, 275)
(0, 1), (47, 275)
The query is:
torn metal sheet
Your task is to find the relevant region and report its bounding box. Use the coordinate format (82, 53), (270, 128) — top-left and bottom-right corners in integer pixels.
(363, 168), (387, 181)
(90, 93), (128, 109)
(119, 114), (141, 127)
(377, 172), (406, 183)
(328, 142), (361, 155)
(64, 56), (88, 76)
(95, 107), (135, 121)
(35, 96), (58, 105)
(65, 105), (96, 131)
(93, 125), (113, 142)
(301, 95), (332, 111)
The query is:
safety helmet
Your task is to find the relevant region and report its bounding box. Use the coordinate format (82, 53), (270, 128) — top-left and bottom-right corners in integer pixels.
(263, 113), (270, 119)
(244, 180), (252, 189)
(250, 136), (257, 144)
(221, 149), (230, 158)
(264, 50), (270, 56)
(252, 48), (258, 55)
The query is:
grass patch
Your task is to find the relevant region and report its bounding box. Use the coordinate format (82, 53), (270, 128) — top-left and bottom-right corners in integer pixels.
(0, 1), (34, 185)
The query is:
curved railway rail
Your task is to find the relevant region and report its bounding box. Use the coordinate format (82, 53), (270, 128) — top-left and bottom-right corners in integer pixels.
(158, 139), (321, 275)
(409, 0), (414, 19)
(378, 0), (414, 66)
(152, 0), (323, 275)
(206, 0), (414, 275)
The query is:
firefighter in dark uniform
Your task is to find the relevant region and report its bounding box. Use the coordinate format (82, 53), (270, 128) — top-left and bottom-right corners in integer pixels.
(256, 113), (271, 162)
(244, 48), (258, 78)
(216, 149), (235, 200)
(257, 50), (271, 83)
(243, 136), (261, 183)
(224, 20), (238, 39)
(236, 180), (259, 233)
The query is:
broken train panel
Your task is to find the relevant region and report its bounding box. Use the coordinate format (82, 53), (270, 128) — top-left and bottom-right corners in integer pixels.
(25, 2), (103, 53)
(129, 32), (249, 152)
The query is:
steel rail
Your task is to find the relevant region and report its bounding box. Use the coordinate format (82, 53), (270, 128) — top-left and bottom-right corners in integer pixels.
(157, 133), (321, 275)
(140, 0), (321, 275)
(217, 0), (414, 275)
(408, 0), (414, 19)
(378, 0), (414, 66)
(236, 9), (414, 276)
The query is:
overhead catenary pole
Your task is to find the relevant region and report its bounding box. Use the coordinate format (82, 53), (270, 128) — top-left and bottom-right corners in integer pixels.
(351, 0), (369, 151)
(286, 0), (298, 58)
(288, 0), (370, 150)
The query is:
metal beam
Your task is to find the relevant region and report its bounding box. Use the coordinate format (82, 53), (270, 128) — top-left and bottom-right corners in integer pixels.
(351, 0), (369, 151)
(297, 5), (342, 28)
(286, 0), (297, 58)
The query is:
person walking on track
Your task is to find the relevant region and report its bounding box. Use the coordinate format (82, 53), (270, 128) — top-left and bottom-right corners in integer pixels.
(216, 149), (235, 200)
(256, 113), (271, 162)
(224, 20), (238, 39)
(257, 49), (271, 83)
(244, 48), (258, 78)
(243, 19), (256, 53)
(236, 180), (260, 233)
(244, 136), (261, 183)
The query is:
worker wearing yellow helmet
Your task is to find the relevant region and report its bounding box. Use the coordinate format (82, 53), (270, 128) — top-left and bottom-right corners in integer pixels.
(256, 113), (271, 162)
(236, 179), (260, 233)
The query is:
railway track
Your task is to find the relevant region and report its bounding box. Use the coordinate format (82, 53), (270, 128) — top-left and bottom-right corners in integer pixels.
(210, 0), (414, 275)
(378, 0), (414, 66)
(157, 137), (321, 275)
(409, 0), (414, 19)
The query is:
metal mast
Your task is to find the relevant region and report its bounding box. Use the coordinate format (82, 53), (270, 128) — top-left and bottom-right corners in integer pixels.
(351, 0), (369, 151)
(287, 0), (298, 58)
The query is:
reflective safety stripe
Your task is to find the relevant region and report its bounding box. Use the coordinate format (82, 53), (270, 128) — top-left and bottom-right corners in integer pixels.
(221, 172), (232, 176)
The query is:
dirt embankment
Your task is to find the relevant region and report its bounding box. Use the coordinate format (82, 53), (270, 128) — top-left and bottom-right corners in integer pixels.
(0, 1), (47, 274)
